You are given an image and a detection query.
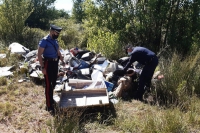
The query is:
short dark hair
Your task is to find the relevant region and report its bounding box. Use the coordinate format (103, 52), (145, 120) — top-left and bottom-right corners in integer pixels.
(124, 44), (132, 54)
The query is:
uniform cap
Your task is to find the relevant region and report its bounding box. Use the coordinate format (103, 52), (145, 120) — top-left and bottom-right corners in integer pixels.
(50, 24), (62, 33)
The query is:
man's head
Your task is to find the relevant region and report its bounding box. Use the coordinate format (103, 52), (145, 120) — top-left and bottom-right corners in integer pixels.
(70, 47), (79, 56)
(124, 44), (133, 55)
(50, 24), (62, 39)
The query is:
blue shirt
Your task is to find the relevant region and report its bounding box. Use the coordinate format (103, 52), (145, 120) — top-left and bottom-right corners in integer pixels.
(124, 47), (156, 71)
(38, 35), (59, 58)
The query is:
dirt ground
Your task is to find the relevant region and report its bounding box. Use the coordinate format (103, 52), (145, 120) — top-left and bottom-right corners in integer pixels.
(0, 80), (55, 133)
(0, 79), (120, 133)
(0, 79), (153, 133)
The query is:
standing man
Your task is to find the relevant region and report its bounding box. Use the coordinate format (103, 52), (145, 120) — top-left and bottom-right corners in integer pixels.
(38, 24), (64, 113)
(124, 44), (158, 101)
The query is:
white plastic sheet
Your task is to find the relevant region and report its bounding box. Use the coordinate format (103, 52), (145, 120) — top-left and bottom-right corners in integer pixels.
(91, 69), (105, 81)
(85, 80), (106, 89)
(0, 54), (6, 58)
(30, 70), (44, 79)
(93, 59), (109, 72)
(8, 42), (30, 54)
(105, 62), (118, 72)
(0, 66), (13, 77)
(80, 68), (90, 75)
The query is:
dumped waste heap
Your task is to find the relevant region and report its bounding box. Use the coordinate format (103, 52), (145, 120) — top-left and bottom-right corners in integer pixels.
(0, 42), (163, 108)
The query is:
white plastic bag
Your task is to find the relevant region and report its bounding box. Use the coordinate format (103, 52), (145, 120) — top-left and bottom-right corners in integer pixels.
(91, 69), (105, 81)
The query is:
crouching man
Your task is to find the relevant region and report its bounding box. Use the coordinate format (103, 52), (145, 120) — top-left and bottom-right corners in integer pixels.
(123, 44), (158, 101)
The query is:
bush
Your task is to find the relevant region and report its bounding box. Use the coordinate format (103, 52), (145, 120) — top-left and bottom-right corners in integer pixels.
(22, 27), (47, 50)
(156, 51), (200, 107)
(0, 58), (8, 67)
(87, 29), (124, 60)
(7, 53), (21, 66)
(0, 77), (7, 86)
(50, 19), (86, 49)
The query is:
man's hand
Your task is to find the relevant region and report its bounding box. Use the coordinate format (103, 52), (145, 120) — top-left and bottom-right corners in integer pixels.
(42, 68), (46, 75)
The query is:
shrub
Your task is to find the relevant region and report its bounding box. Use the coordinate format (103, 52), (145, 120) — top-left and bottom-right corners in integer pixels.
(7, 53), (21, 66)
(50, 19), (86, 49)
(87, 28), (124, 60)
(0, 77), (7, 86)
(22, 27), (47, 50)
(0, 58), (8, 67)
(156, 51), (200, 107)
(0, 102), (16, 117)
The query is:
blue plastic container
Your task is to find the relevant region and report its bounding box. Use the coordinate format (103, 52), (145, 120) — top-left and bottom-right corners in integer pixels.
(78, 59), (89, 69)
(104, 81), (114, 92)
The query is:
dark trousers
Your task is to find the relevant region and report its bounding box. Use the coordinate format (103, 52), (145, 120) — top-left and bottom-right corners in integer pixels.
(43, 60), (58, 109)
(136, 57), (158, 100)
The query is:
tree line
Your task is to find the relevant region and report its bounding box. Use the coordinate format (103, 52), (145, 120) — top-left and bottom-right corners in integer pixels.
(0, 0), (199, 59)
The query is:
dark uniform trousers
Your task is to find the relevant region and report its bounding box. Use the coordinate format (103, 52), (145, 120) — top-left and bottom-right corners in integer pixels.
(136, 56), (158, 100)
(43, 59), (58, 110)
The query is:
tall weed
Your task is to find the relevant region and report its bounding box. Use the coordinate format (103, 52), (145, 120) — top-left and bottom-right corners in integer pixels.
(0, 77), (7, 86)
(156, 51), (200, 107)
(0, 102), (16, 117)
(113, 103), (188, 133)
(50, 108), (83, 133)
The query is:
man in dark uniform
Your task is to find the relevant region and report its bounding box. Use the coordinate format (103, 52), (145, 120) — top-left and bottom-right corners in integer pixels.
(124, 44), (158, 101)
(38, 24), (64, 114)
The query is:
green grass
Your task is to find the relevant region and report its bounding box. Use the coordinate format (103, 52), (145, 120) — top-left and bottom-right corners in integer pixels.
(1, 50), (200, 132)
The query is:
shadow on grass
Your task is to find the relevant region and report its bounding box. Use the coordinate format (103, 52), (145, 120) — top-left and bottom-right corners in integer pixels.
(52, 102), (117, 132)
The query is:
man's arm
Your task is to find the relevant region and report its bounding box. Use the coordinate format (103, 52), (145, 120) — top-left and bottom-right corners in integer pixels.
(123, 54), (135, 71)
(38, 47), (45, 67)
(58, 47), (64, 63)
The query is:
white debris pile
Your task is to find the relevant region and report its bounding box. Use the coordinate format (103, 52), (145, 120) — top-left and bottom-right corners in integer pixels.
(0, 42), (163, 105)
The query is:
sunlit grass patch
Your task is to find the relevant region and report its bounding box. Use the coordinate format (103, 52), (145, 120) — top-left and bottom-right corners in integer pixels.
(0, 102), (16, 117)
(0, 77), (7, 86)
(161, 108), (188, 133)
(185, 96), (200, 127)
(113, 103), (189, 133)
(0, 87), (7, 96)
(46, 108), (87, 133)
(0, 58), (8, 67)
(20, 87), (29, 95)
(7, 83), (18, 91)
(156, 51), (200, 107)
(7, 94), (16, 101)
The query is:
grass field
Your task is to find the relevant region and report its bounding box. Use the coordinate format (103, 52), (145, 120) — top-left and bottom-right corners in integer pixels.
(1, 51), (200, 132)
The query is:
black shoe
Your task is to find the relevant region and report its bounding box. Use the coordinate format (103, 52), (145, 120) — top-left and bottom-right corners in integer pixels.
(46, 107), (55, 116)
(133, 93), (144, 102)
(46, 106), (54, 111)
(49, 109), (55, 116)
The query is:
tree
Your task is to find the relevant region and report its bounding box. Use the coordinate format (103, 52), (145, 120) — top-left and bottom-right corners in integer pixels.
(72, 0), (86, 23)
(82, 0), (200, 55)
(25, 0), (57, 30)
(0, 0), (33, 43)
(56, 9), (70, 19)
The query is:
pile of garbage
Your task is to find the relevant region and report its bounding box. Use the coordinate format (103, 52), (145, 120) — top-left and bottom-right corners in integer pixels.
(0, 42), (163, 105)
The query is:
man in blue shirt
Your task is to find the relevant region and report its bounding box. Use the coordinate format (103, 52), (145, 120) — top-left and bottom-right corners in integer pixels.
(38, 24), (64, 114)
(124, 44), (158, 101)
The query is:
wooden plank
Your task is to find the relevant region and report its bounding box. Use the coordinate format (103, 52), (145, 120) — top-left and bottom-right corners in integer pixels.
(59, 89), (109, 108)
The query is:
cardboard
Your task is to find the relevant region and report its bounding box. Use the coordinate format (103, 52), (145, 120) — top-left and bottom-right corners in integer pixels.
(59, 79), (109, 108)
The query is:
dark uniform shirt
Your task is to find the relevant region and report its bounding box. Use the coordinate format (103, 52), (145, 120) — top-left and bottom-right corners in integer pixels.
(38, 35), (59, 58)
(124, 46), (156, 71)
